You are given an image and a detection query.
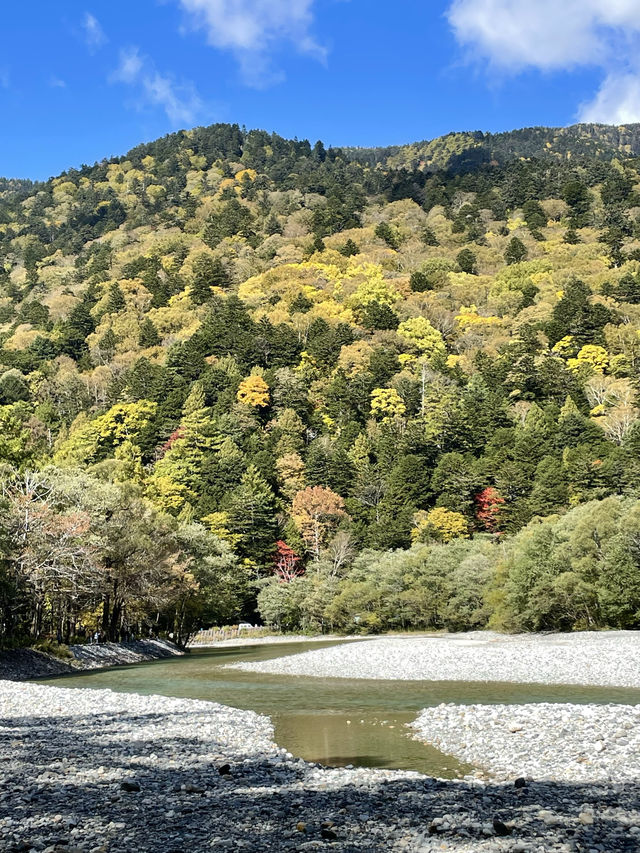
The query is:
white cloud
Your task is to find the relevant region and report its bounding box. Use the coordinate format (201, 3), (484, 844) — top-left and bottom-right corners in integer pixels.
(579, 73), (640, 124)
(111, 47), (203, 126)
(82, 12), (107, 51)
(447, 0), (640, 122)
(111, 47), (144, 84)
(49, 77), (67, 89)
(448, 0), (640, 71)
(176, 0), (326, 85)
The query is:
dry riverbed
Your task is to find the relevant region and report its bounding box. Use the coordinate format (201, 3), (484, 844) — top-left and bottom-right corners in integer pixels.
(2, 681), (640, 853)
(229, 630), (640, 688)
(0, 640), (183, 681)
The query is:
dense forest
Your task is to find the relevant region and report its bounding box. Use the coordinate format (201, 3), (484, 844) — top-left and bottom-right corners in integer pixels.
(2, 121), (640, 646)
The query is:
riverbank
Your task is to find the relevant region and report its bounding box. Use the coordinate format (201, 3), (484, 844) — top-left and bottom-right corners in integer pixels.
(2, 681), (639, 852)
(0, 639), (183, 681)
(189, 633), (365, 649)
(413, 702), (640, 783)
(230, 630), (640, 688)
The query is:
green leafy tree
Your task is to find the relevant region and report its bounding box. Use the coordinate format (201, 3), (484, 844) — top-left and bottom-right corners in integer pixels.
(504, 237), (528, 265)
(456, 248), (477, 275)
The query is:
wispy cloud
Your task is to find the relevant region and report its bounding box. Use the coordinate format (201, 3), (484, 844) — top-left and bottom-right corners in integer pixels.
(175, 0), (326, 86)
(0, 69), (9, 90)
(579, 73), (640, 124)
(111, 46), (144, 84)
(49, 76), (67, 89)
(82, 12), (107, 52)
(111, 47), (203, 126)
(447, 0), (640, 122)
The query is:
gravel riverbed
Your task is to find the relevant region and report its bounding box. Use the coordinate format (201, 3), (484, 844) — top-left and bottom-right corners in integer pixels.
(413, 702), (640, 783)
(230, 631), (640, 688)
(2, 681), (640, 852)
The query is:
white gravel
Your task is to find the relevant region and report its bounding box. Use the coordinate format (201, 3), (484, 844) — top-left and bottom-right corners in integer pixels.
(3, 681), (640, 851)
(229, 631), (640, 688)
(413, 702), (640, 783)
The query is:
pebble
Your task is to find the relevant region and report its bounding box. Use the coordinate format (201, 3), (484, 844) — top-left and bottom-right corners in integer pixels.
(2, 659), (640, 852)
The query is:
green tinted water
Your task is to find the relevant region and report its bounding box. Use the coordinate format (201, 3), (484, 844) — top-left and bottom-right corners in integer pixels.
(38, 641), (640, 778)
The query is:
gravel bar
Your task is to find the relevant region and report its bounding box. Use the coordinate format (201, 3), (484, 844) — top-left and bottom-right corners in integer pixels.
(230, 631), (640, 688)
(3, 681), (640, 852)
(413, 702), (640, 783)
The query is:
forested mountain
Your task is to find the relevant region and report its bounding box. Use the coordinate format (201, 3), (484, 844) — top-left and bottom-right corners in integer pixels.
(348, 122), (640, 171)
(2, 120), (640, 645)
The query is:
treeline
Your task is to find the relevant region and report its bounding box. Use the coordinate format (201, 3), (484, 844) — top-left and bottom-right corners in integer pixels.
(0, 466), (247, 647)
(258, 496), (640, 633)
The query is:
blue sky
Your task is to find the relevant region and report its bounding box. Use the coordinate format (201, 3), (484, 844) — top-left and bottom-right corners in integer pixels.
(3, 0), (640, 180)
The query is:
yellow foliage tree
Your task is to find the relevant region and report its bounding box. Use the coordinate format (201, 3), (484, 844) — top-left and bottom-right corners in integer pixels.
(370, 387), (406, 421)
(397, 317), (446, 356)
(237, 375), (270, 407)
(567, 345), (609, 374)
(412, 507), (469, 543)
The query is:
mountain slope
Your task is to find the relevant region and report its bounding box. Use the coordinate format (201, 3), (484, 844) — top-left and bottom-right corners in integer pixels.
(2, 120), (640, 640)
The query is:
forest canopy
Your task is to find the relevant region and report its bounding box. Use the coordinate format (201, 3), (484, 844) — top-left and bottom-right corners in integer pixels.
(3, 120), (640, 644)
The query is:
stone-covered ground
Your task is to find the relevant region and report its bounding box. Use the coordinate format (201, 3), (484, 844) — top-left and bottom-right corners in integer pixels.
(1, 682), (639, 853)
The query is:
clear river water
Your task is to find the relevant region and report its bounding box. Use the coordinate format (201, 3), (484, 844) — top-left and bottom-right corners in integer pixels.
(39, 640), (640, 778)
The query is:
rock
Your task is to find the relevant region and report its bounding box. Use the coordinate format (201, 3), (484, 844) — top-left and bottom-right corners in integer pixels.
(296, 822), (307, 832)
(428, 819), (444, 834)
(579, 811), (595, 825)
(218, 764), (231, 776)
(514, 777), (527, 788)
(320, 828), (338, 840)
(492, 818), (513, 836)
(120, 780), (141, 792)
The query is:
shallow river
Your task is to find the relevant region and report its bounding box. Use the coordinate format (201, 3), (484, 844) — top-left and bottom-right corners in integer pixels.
(39, 640), (640, 778)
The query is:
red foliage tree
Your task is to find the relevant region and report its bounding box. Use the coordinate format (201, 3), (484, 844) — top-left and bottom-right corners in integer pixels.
(475, 487), (505, 533)
(159, 427), (185, 457)
(273, 540), (304, 583)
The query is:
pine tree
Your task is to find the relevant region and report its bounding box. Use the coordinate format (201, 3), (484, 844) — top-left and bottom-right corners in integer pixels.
(375, 221), (400, 250)
(264, 213), (283, 236)
(106, 282), (125, 313)
(456, 248), (477, 275)
(138, 318), (160, 347)
(339, 238), (359, 257)
(191, 253), (230, 304)
(227, 465), (278, 566)
(421, 226), (439, 246)
(504, 237), (528, 265)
